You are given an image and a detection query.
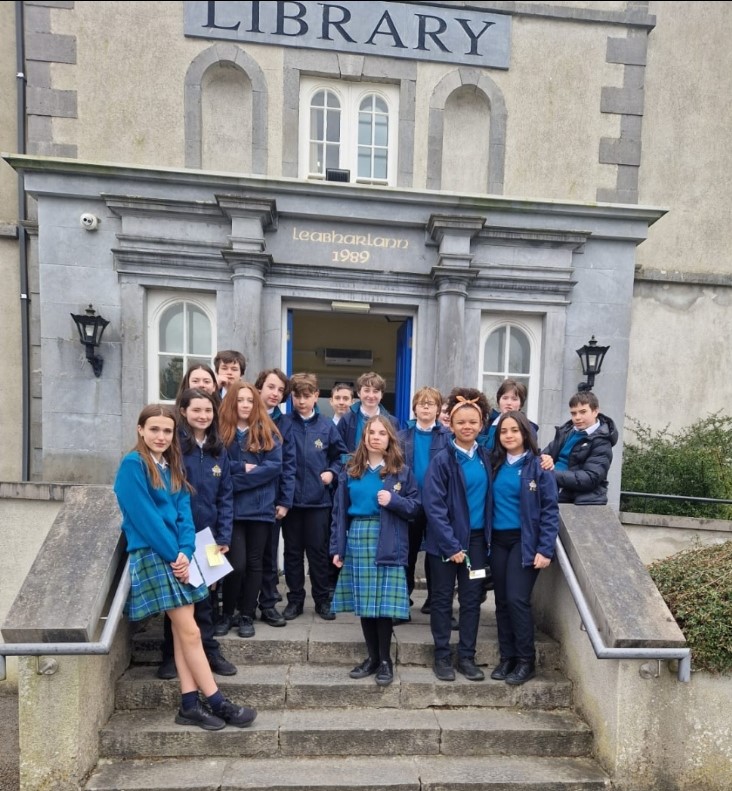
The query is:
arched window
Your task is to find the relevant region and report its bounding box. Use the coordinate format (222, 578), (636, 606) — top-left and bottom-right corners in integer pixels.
(308, 89), (341, 178)
(299, 77), (398, 185)
(147, 293), (215, 402)
(480, 315), (542, 418)
(358, 94), (389, 181)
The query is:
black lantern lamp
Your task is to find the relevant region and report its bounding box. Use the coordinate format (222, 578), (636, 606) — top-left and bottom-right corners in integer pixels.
(71, 304), (109, 377)
(576, 335), (610, 392)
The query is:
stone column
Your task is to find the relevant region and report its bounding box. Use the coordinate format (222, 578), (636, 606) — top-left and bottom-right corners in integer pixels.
(428, 215), (484, 393)
(216, 197), (277, 377)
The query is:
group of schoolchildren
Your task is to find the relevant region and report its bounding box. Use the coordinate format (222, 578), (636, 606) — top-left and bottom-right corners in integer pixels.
(113, 351), (618, 730)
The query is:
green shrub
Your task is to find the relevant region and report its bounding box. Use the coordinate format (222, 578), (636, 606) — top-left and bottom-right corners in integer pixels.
(620, 414), (732, 519)
(648, 541), (732, 674)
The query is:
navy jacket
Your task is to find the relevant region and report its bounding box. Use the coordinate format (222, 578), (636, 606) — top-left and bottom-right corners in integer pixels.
(542, 413), (618, 505)
(227, 434), (283, 523)
(329, 466), (421, 567)
(180, 431), (234, 547)
(337, 401), (401, 452)
(487, 453), (559, 567)
(270, 405), (297, 510)
(422, 444), (493, 560)
(283, 409), (348, 508)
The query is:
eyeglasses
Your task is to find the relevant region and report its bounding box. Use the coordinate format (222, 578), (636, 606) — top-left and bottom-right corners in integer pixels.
(416, 401), (438, 407)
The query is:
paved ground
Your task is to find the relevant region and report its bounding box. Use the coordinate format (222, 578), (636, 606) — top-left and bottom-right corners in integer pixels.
(0, 689), (19, 791)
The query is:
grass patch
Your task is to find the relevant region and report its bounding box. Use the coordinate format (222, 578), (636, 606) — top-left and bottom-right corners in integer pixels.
(648, 541), (732, 674)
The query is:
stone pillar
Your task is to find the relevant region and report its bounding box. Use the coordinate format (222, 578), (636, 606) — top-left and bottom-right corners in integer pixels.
(428, 215), (484, 393)
(216, 197), (277, 376)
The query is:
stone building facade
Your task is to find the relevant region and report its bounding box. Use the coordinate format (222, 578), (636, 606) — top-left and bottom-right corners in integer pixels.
(0, 1), (730, 493)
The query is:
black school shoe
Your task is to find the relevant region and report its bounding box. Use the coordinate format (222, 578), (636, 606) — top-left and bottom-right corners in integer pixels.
(208, 654), (238, 676)
(213, 613), (234, 636)
(215, 699), (258, 728)
(375, 660), (394, 687)
(175, 700), (225, 730)
(315, 602), (336, 621)
(433, 658), (456, 682)
(490, 658), (517, 681)
(349, 658), (380, 679)
(156, 657), (177, 680)
(238, 616), (255, 638)
(283, 602), (304, 620)
(260, 607), (287, 627)
(505, 660), (536, 686)
(457, 657), (485, 681)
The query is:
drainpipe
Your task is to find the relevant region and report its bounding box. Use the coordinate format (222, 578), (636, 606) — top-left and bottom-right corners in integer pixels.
(15, 0), (30, 481)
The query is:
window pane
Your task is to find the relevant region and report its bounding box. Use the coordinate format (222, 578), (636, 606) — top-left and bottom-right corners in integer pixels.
(326, 90), (340, 109)
(483, 327), (505, 371)
(373, 150), (387, 179)
(325, 143), (339, 169)
(358, 114), (371, 145)
(358, 150), (371, 178)
(374, 96), (388, 113)
(159, 304), (183, 353)
(188, 305), (211, 356)
(310, 142), (323, 173)
(159, 355), (183, 401)
(312, 90), (326, 108)
(482, 374), (504, 400)
(359, 95), (374, 112)
(311, 106), (324, 140)
(509, 328), (531, 374)
(374, 114), (388, 146)
(326, 109), (340, 142)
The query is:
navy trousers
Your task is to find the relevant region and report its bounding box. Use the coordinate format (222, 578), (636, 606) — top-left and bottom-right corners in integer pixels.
(489, 529), (540, 661)
(428, 531), (487, 662)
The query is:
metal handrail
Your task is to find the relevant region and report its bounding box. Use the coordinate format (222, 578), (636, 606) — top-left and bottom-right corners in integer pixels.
(0, 558), (130, 681)
(620, 490), (732, 505)
(554, 538), (692, 682)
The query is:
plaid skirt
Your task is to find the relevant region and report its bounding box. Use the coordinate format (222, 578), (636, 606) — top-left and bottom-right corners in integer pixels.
(126, 548), (209, 622)
(332, 517), (409, 619)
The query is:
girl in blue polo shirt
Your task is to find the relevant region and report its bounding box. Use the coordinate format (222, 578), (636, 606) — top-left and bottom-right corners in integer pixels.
(330, 416), (420, 687)
(423, 388), (492, 683)
(114, 404), (255, 730)
(489, 410), (559, 686)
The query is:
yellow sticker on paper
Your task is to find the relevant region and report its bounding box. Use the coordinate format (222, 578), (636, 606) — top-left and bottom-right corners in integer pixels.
(206, 544), (224, 566)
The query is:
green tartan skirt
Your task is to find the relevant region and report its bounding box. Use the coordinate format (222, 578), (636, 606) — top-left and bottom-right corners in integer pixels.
(332, 517), (409, 619)
(126, 548), (209, 621)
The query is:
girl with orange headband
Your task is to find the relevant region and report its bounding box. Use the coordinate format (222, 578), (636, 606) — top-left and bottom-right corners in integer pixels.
(422, 387), (492, 682)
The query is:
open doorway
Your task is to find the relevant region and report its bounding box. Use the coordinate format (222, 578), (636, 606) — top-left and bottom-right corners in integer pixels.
(287, 308), (413, 425)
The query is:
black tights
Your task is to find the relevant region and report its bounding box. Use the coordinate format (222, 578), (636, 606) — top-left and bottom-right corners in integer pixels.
(360, 616), (394, 663)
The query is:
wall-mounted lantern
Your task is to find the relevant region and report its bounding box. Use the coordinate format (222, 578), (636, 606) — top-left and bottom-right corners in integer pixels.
(71, 304), (109, 377)
(576, 335), (610, 392)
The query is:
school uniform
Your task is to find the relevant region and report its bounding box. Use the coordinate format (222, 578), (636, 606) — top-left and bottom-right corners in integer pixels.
(398, 421), (451, 597)
(281, 407), (348, 609)
(423, 442), (492, 663)
(222, 430), (283, 620)
(330, 465), (421, 619)
(258, 405), (296, 614)
(161, 432), (234, 663)
(541, 413), (618, 504)
(488, 452), (559, 663)
(113, 451), (209, 621)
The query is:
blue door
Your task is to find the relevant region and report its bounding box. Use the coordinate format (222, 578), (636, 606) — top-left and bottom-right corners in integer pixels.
(394, 318), (413, 428)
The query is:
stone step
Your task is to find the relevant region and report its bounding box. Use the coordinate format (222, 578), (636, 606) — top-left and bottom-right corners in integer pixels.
(99, 707), (593, 760)
(130, 611), (561, 670)
(86, 755), (610, 791)
(116, 663), (572, 711)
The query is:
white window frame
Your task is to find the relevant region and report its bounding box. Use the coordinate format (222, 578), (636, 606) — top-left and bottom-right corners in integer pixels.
(146, 291), (216, 404)
(479, 313), (543, 420)
(299, 76), (399, 186)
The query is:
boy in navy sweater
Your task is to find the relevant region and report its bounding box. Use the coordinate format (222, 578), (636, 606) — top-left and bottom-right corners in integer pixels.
(338, 371), (400, 451)
(541, 391), (618, 505)
(281, 373), (348, 620)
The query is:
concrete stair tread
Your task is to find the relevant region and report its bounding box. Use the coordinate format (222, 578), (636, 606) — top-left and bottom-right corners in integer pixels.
(116, 663), (572, 711)
(99, 707), (593, 759)
(86, 755), (610, 790)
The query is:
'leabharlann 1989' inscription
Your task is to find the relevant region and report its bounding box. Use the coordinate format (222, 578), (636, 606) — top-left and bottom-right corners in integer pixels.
(292, 226), (409, 264)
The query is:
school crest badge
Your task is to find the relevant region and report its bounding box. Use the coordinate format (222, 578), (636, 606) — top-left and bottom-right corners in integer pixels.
(528, 479), (537, 492)
(212, 465), (222, 477)
(393, 482), (402, 492)
(314, 438), (324, 450)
